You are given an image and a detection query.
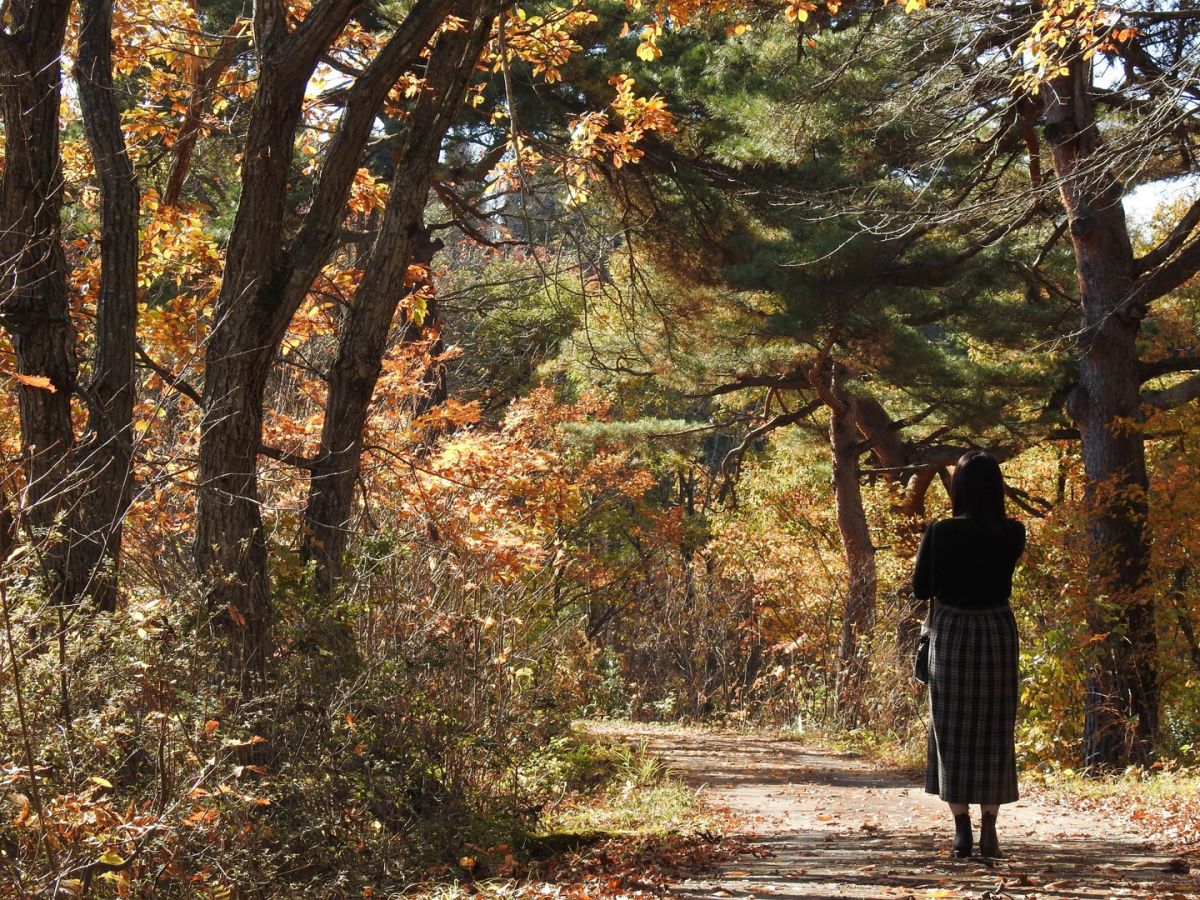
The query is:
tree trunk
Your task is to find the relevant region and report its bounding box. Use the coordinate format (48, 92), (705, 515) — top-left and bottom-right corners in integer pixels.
(812, 362), (877, 724)
(301, 2), (495, 595)
(73, 0), (141, 612)
(193, 0), (454, 680)
(194, 60), (309, 680)
(0, 1), (79, 604)
(1044, 58), (1157, 766)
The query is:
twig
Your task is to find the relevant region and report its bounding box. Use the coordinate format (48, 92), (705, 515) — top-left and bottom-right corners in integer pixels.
(0, 545), (60, 883)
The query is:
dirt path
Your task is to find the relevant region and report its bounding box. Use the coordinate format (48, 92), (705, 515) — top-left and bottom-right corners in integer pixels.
(594, 723), (1197, 900)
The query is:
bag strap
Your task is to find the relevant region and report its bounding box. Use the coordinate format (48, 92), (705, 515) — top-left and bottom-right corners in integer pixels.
(921, 523), (937, 630)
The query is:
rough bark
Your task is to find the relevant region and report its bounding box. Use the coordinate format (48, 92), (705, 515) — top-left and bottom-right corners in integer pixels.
(72, 0), (141, 612)
(194, 0), (371, 679)
(193, 0), (457, 680)
(194, 59), (313, 681)
(0, 1), (78, 602)
(810, 361), (877, 725)
(301, 0), (497, 595)
(1044, 58), (1157, 766)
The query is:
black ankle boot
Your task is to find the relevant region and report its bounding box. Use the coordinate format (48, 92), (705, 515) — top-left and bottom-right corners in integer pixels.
(953, 813), (972, 858)
(979, 812), (1001, 858)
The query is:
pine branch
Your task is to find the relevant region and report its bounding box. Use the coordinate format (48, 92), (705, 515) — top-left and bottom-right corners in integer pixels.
(1142, 372), (1200, 412)
(1139, 350), (1200, 383)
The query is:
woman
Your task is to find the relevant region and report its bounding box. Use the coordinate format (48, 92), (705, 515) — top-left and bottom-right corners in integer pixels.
(913, 451), (1025, 859)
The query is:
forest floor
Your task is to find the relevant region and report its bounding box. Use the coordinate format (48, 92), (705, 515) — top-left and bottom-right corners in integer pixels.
(586, 722), (1198, 900)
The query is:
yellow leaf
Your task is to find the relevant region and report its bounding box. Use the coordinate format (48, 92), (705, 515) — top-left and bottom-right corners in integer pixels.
(97, 849), (125, 866)
(90, 776), (114, 788)
(636, 41), (659, 61)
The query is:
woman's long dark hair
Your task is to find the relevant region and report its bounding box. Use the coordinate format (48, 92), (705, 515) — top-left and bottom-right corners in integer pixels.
(950, 451), (1007, 530)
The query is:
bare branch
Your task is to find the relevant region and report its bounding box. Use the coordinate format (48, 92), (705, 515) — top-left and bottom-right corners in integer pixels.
(1139, 350), (1200, 382)
(1142, 372), (1200, 413)
(278, 0), (361, 78)
(135, 344), (202, 406)
(719, 398), (823, 493)
(259, 443), (318, 470)
(694, 368), (810, 399)
(1134, 197), (1200, 277)
(1129, 232), (1200, 308)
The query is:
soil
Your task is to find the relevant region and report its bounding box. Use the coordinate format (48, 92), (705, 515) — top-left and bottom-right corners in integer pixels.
(593, 723), (1198, 900)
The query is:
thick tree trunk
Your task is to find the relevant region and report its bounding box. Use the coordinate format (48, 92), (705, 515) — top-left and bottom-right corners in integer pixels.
(0, 1), (79, 603)
(1044, 58), (1157, 766)
(194, 61), (308, 680)
(301, 3), (495, 595)
(72, 0), (141, 612)
(193, 0), (455, 680)
(812, 362), (877, 724)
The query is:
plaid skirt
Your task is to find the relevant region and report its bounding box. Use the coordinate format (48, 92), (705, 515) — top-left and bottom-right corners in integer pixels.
(925, 603), (1019, 805)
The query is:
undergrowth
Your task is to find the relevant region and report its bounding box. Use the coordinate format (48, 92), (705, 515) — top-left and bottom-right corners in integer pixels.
(408, 736), (732, 898)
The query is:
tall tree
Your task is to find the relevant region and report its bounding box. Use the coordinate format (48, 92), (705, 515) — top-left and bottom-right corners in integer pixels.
(1039, 25), (1200, 764)
(73, 0), (142, 612)
(0, 0), (139, 613)
(0, 1), (78, 598)
(192, 0), (481, 679)
(643, 0), (1200, 762)
(885, 0), (1200, 766)
(302, 0), (503, 594)
(548, 9), (1069, 721)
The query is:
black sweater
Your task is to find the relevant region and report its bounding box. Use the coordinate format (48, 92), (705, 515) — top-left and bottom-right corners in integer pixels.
(912, 516), (1026, 610)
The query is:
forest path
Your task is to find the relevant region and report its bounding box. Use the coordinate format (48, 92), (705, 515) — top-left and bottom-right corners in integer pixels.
(590, 723), (1197, 900)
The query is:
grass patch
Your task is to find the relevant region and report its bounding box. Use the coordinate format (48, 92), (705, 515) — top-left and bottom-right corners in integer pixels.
(406, 731), (734, 897)
(544, 739), (718, 837)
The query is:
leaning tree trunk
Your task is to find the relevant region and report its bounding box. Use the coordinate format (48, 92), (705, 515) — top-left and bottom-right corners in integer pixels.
(193, 0), (454, 681)
(301, 0), (496, 595)
(1044, 58), (1157, 766)
(851, 394), (936, 656)
(0, 1), (79, 603)
(72, 0), (141, 612)
(162, 18), (246, 208)
(812, 361), (877, 724)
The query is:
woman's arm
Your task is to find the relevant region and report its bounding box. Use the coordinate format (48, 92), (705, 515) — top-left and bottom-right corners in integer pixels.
(1011, 518), (1027, 560)
(913, 522), (936, 601)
